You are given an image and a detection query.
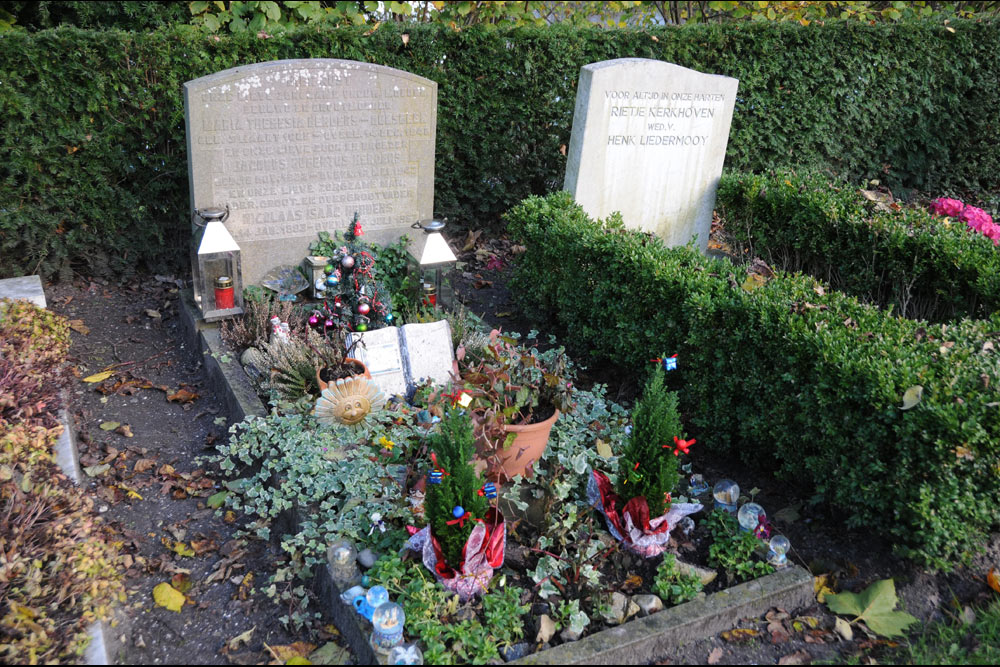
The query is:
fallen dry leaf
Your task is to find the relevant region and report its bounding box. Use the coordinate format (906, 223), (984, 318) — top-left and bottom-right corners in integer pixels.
(145, 309), (161, 319)
(152, 582), (185, 612)
(227, 626), (255, 651)
(115, 424), (134, 438)
(721, 628), (759, 642)
(988, 567), (1000, 594)
(237, 572), (254, 601)
(266, 642), (316, 663)
(171, 573), (193, 594)
(778, 649), (812, 665)
(68, 319), (90, 335)
(707, 646), (724, 664)
(83, 370), (114, 383)
(167, 388), (200, 404)
(134, 458), (157, 473)
(835, 616), (854, 641)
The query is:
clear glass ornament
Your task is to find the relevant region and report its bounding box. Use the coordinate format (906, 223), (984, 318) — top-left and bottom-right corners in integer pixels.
(366, 585), (389, 609)
(713, 479), (739, 512)
(389, 644), (423, 665)
(768, 535), (790, 568)
(737, 502), (765, 532)
(371, 602), (406, 654)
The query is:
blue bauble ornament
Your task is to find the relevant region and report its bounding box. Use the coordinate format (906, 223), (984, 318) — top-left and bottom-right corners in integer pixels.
(385, 313), (394, 323)
(452, 505), (464, 518)
(326, 275), (340, 286)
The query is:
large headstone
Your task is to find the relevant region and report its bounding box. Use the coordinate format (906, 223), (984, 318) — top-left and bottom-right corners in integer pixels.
(564, 58), (738, 252)
(185, 59), (437, 285)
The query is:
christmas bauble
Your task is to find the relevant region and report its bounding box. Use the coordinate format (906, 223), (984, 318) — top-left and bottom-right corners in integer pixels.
(324, 319), (334, 328)
(385, 313), (394, 323)
(357, 323), (368, 332)
(326, 275), (339, 286)
(452, 505), (465, 518)
(324, 263), (335, 274)
(358, 303), (370, 315)
(341, 255), (355, 270)
(308, 314), (319, 326)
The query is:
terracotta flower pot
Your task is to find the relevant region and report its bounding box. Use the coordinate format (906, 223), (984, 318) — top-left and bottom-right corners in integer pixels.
(316, 358), (370, 392)
(483, 409), (560, 481)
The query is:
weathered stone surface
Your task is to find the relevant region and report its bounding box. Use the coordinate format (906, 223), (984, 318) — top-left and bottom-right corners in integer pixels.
(564, 58), (738, 253)
(510, 566), (814, 665)
(676, 558), (718, 586)
(0, 275), (46, 308)
(633, 594), (664, 617)
(185, 59), (437, 285)
(240, 346), (267, 385)
(601, 592), (629, 626)
(624, 598), (641, 622)
(560, 627), (583, 643)
(502, 642), (533, 662)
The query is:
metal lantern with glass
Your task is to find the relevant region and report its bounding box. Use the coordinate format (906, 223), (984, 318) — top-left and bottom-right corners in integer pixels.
(407, 219), (457, 311)
(191, 206), (244, 321)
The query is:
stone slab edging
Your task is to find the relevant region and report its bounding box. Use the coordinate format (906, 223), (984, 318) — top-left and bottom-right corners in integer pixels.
(177, 295), (816, 665)
(511, 565), (814, 665)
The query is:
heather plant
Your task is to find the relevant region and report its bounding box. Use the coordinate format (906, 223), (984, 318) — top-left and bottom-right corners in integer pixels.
(617, 370), (682, 518)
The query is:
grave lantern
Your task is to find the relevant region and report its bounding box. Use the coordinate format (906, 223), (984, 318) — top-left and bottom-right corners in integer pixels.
(407, 220), (457, 311)
(192, 206), (244, 321)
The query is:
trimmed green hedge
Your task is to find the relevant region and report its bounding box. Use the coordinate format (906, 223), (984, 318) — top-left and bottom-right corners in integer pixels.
(2, 20), (1000, 278)
(507, 191), (1000, 569)
(717, 170), (1000, 322)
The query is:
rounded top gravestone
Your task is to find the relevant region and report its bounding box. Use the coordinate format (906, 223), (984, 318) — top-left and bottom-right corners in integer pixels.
(564, 58), (738, 252)
(184, 59), (437, 286)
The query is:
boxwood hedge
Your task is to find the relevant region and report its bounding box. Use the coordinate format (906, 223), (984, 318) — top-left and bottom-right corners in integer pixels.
(2, 19), (1000, 279)
(507, 191), (1000, 570)
(717, 170), (1000, 322)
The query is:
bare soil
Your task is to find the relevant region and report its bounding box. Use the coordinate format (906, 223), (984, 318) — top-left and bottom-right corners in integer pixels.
(48, 278), (348, 666)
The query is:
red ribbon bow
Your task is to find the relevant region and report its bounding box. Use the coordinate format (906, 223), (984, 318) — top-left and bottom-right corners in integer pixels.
(446, 511), (471, 528)
(666, 436), (695, 456)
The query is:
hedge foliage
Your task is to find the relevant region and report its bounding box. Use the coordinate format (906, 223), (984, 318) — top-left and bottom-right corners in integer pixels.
(507, 192), (1000, 570)
(0, 300), (125, 663)
(2, 20), (1000, 278)
(717, 170), (1000, 322)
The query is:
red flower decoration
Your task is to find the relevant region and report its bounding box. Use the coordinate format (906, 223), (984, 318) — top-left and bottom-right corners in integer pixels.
(671, 436), (695, 457)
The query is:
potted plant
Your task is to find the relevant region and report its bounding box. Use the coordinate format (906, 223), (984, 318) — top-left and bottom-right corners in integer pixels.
(588, 370), (702, 557)
(308, 325), (372, 392)
(457, 330), (575, 480)
(405, 409), (505, 601)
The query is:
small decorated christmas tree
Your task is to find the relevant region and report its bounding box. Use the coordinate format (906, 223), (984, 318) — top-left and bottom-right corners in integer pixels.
(617, 370), (682, 518)
(309, 212), (395, 335)
(425, 409), (488, 568)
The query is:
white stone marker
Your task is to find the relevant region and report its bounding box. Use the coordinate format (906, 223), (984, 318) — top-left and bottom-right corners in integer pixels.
(185, 59), (437, 285)
(564, 58), (738, 252)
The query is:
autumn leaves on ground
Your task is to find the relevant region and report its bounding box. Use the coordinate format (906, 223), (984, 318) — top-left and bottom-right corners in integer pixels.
(38, 279), (349, 665)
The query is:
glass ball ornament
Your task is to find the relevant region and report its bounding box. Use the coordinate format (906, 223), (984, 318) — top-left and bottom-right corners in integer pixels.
(326, 274), (340, 287)
(308, 314), (319, 327)
(370, 602), (406, 654)
(324, 318), (335, 328)
(688, 473), (709, 496)
(713, 479), (740, 512)
(768, 534), (790, 568)
(358, 302), (371, 315)
(385, 312), (394, 323)
(366, 585), (389, 609)
(452, 505), (465, 518)
(341, 255), (355, 270)
(737, 502), (765, 532)
(389, 644), (423, 665)
(357, 322), (368, 332)
(327, 540), (361, 587)
(324, 263), (335, 274)
(361, 574), (371, 588)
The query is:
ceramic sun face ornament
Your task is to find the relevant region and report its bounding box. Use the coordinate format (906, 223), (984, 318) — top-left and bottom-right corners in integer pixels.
(315, 376), (386, 428)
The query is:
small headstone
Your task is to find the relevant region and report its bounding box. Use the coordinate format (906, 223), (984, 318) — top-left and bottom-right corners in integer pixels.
(185, 59), (437, 286)
(564, 58), (738, 252)
(0, 275), (46, 308)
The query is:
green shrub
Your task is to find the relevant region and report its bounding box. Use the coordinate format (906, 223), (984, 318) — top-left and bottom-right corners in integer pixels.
(717, 169), (1000, 321)
(2, 20), (1000, 278)
(617, 370), (681, 517)
(507, 191), (1000, 569)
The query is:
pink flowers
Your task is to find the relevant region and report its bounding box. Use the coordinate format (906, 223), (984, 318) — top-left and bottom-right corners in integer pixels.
(929, 197), (999, 246)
